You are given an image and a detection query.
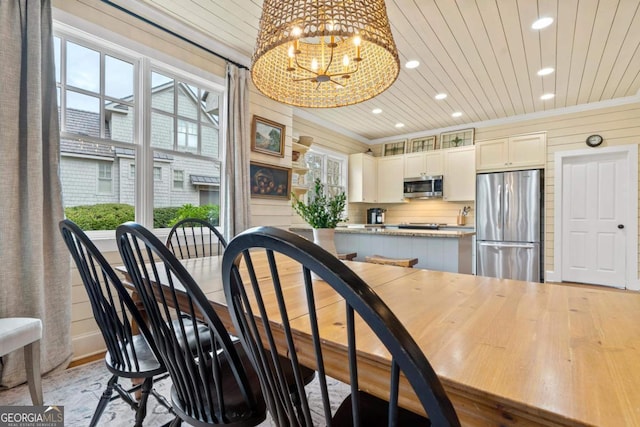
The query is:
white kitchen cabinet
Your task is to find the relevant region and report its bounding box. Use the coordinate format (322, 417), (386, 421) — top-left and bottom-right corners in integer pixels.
(444, 146), (475, 201)
(476, 132), (546, 171)
(348, 153), (377, 203)
(377, 155), (405, 203)
(404, 151), (444, 178)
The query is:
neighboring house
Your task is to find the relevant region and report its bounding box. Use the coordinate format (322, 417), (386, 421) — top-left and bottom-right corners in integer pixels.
(60, 82), (220, 208)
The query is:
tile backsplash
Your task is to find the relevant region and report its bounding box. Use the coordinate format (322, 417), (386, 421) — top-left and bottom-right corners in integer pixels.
(346, 199), (475, 226)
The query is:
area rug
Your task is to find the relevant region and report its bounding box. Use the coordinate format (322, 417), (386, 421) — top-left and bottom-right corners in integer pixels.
(0, 359), (350, 426)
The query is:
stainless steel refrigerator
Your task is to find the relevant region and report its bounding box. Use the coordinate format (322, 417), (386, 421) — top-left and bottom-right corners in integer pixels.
(476, 169), (543, 282)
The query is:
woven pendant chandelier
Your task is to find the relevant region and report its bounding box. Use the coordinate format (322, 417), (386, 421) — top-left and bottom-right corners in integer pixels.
(251, 0), (400, 108)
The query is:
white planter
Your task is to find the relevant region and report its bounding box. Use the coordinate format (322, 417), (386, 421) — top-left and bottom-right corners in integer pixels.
(312, 228), (337, 255)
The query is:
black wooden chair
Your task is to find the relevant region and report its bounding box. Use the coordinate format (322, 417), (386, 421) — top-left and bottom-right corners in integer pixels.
(116, 221), (267, 427)
(166, 218), (227, 260)
(59, 219), (172, 427)
(221, 226), (461, 427)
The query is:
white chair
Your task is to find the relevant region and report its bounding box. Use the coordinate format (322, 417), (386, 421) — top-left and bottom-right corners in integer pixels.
(0, 317), (43, 405)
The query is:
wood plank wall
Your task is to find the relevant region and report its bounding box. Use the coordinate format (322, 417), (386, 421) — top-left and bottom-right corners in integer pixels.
(373, 102), (640, 278)
(290, 116), (369, 226)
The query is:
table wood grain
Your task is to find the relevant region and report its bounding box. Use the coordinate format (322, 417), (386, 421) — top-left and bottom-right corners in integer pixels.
(117, 256), (640, 426)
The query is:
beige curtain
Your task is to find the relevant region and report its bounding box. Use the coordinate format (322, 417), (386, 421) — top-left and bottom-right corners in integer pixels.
(0, 0), (72, 387)
(223, 63), (251, 240)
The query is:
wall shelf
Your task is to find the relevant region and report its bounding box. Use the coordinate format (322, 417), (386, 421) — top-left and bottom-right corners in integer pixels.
(291, 185), (309, 196)
(292, 137), (313, 196)
(293, 141), (311, 154)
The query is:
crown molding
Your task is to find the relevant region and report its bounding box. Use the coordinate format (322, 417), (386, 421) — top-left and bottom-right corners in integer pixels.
(370, 95), (640, 144)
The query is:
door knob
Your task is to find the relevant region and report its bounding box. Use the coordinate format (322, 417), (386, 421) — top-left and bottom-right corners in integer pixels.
(618, 224), (625, 229)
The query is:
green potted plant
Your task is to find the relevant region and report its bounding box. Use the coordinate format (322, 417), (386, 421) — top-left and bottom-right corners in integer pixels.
(291, 178), (347, 254)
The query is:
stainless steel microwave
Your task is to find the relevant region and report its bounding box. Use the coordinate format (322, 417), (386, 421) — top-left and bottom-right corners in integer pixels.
(403, 175), (443, 199)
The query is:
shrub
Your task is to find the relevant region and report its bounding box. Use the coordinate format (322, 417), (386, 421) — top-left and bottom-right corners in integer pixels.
(153, 207), (181, 228)
(168, 204), (220, 226)
(64, 203), (134, 230)
(64, 203), (220, 230)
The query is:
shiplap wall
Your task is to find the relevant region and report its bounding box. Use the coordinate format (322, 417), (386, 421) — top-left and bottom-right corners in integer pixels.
(290, 116), (369, 226)
(248, 89), (295, 228)
(374, 102), (640, 277)
(474, 103), (640, 279)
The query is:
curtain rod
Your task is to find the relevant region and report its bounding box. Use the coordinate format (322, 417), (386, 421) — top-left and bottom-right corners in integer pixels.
(101, 0), (249, 70)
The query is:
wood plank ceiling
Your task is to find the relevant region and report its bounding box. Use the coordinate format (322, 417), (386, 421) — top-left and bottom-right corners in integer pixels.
(132, 0), (640, 141)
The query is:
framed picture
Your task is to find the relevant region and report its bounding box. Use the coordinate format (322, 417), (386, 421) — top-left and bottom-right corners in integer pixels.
(439, 128), (475, 149)
(382, 139), (407, 156)
(251, 116), (285, 157)
(250, 162), (292, 199)
(409, 136), (437, 152)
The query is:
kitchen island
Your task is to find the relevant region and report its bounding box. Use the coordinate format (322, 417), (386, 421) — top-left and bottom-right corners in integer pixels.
(290, 226), (475, 274)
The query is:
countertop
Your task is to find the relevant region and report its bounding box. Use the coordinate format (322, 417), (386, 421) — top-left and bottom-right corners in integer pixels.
(290, 225), (475, 238)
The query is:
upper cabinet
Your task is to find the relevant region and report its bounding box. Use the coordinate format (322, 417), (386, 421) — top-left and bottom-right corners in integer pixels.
(476, 132), (546, 172)
(349, 153), (377, 203)
(444, 146), (475, 201)
(404, 151), (444, 178)
(377, 156), (405, 203)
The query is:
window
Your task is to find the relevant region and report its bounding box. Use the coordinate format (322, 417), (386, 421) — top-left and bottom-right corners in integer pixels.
(55, 27), (224, 231)
(177, 120), (198, 151)
(97, 162), (113, 193)
(149, 71), (221, 224)
(173, 170), (184, 189)
(304, 147), (347, 198)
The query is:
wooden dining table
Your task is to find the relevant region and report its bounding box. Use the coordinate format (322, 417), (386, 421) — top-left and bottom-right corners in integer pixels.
(118, 255), (640, 426)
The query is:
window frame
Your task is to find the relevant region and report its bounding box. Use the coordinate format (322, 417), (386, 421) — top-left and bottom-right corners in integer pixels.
(54, 19), (227, 244)
(304, 145), (348, 202)
(173, 169), (184, 189)
(97, 162), (114, 194)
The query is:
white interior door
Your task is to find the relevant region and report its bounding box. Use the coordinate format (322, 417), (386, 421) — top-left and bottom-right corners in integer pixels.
(561, 152), (627, 287)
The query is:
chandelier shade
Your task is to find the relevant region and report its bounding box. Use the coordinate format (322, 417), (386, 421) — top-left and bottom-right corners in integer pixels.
(251, 0), (400, 108)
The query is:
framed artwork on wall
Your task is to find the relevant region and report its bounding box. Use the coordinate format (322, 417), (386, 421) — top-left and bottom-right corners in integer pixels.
(249, 162), (291, 199)
(439, 128), (475, 149)
(382, 139), (407, 156)
(409, 136), (437, 152)
(251, 115), (285, 157)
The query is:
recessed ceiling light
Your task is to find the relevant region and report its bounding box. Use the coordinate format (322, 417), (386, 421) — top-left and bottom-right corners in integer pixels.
(405, 60), (420, 69)
(532, 17), (553, 30)
(395, 123), (405, 128)
(537, 67), (554, 76)
(540, 93), (555, 100)
(451, 112), (462, 118)
(372, 108), (382, 114)
(435, 93), (447, 100)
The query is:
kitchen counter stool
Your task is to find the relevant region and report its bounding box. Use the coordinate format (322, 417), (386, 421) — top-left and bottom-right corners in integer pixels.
(338, 252), (357, 261)
(365, 255), (418, 268)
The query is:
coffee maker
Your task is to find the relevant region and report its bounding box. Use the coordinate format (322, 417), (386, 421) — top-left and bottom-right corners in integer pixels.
(366, 208), (386, 225)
